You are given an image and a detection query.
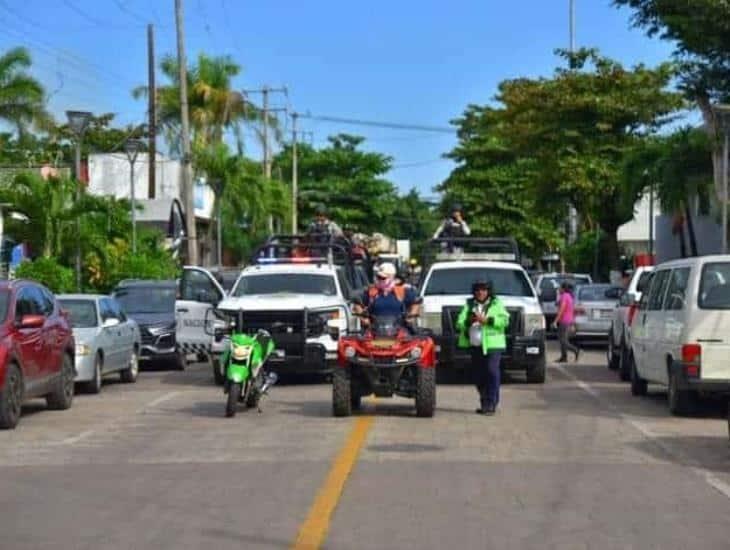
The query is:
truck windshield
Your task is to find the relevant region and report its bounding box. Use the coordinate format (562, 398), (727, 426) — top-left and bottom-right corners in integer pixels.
(114, 287), (177, 314)
(233, 274), (337, 296)
(424, 268), (534, 297)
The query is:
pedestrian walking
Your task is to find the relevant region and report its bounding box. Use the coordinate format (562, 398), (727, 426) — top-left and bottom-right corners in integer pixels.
(456, 280), (510, 415)
(553, 282), (580, 363)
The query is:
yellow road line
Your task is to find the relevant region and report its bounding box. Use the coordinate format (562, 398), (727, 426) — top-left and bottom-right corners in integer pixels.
(291, 408), (375, 550)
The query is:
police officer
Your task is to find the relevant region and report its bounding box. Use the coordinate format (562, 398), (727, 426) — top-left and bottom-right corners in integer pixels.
(455, 280), (509, 415)
(433, 203), (471, 239)
(307, 204), (344, 239)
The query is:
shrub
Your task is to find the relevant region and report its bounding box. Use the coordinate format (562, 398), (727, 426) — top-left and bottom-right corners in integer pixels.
(14, 257), (75, 293)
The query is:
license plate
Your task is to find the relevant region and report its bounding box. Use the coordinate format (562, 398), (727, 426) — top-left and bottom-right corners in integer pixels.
(601, 309), (613, 319)
(371, 339), (396, 348)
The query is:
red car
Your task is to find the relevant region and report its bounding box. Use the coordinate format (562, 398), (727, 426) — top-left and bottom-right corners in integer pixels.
(0, 280), (76, 429)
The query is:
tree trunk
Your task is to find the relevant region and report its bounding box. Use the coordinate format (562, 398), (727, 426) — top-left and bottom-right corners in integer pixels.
(599, 223), (620, 280)
(684, 201), (698, 257)
(696, 94), (724, 204)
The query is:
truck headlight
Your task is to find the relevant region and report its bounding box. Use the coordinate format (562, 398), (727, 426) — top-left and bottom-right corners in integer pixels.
(76, 344), (91, 356)
(410, 347), (422, 359)
(149, 323), (175, 335)
(524, 313), (546, 336)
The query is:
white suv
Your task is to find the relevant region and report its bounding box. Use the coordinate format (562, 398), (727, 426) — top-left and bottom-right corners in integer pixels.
(629, 255), (730, 415)
(419, 260), (546, 383)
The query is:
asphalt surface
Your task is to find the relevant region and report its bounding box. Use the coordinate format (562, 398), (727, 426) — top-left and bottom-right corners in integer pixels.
(1, 343), (728, 550)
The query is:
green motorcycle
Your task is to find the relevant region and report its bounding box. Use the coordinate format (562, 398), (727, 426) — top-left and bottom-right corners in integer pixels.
(213, 311), (278, 417)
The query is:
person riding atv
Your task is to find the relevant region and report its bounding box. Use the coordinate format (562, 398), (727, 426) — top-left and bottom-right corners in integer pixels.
(354, 262), (420, 330)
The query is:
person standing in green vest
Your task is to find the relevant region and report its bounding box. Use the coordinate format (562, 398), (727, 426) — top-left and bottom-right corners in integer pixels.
(456, 280), (510, 415)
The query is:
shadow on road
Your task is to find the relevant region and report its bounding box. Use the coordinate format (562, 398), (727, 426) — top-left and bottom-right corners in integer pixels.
(631, 436), (730, 475)
(199, 527), (291, 549)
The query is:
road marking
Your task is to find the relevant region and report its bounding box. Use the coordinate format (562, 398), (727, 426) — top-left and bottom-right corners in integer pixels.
(292, 406), (375, 550)
(553, 364), (730, 501)
(61, 429), (95, 445)
(138, 391), (180, 412)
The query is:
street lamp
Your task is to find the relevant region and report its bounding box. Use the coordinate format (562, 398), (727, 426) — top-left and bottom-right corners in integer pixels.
(124, 138), (144, 254)
(712, 104), (730, 254)
(65, 110), (92, 291)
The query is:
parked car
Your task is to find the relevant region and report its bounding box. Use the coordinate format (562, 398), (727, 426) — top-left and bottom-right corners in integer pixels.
(607, 266), (654, 379)
(573, 284), (623, 340)
(112, 280), (185, 369)
(629, 255), (730, 415)
(533, 272), (593, 330)
(0, 280), (75, 429)
(57, 294), (141, 393)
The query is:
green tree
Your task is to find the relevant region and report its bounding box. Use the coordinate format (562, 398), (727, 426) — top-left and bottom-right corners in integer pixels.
(494, 49), (683, 269)
(439, 104), (562, 260)
(275, 134), (399, 234)
(0, 47), (49, 135)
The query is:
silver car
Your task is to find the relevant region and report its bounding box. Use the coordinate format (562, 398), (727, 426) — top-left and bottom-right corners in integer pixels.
(57, 295), (141, 393)
(573, 284), (623, 340)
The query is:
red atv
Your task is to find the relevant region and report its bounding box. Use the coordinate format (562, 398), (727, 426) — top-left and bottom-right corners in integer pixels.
(332, 314), (436, 417)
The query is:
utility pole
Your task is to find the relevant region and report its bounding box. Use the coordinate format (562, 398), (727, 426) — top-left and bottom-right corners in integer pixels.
(291, 112), (298, 233)
(569, 0), (575, 55)
(175, 0), (197, 265)
(566, 0), (578, 244)
(147, 23), (156, 199)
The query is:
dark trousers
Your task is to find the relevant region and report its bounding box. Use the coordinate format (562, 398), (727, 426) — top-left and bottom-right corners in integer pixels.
(470, 347), (502, 409)
(558, 323), (579, 360)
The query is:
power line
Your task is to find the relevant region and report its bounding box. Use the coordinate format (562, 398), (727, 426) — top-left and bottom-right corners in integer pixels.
(62, 0), (139, 29)
(390, 158), (451, 169)
(298, 113), (455, 134)
(111, 0), (150, 26)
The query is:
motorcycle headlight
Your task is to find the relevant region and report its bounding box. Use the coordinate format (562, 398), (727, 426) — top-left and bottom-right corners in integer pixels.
(524, 313), (546, 335)
(76, 344), (90, 356)
(344, 346), (356, 358)
(410, 347), (422, 359)
(232, 344), (252, 361)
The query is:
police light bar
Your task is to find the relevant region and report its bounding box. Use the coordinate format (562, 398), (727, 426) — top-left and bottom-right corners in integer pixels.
(256, 256), (328, 264)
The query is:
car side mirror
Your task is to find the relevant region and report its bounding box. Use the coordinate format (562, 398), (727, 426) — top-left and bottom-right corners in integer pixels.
(103, 318), (120, 328)
(19, 314), (44, 329)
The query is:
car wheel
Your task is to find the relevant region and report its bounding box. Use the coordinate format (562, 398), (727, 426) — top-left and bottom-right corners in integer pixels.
(526, 358), (546, 384)
(332, 367), (352, 417)
(120, 349), (139, 383)
(174, 352), (186, 371)
(0, 363), (23, 429)
(82, 354), (102, 394)
(212, 357), (225, 386)
(415, 366), (436, 417)
(630, 354), (647, 396)
(47, 354), (75, 410)
(667, 368), (696, 416)
(607, 331), (620, 370)
(619, 338), (631, 382)
(226, 383), (241, 417)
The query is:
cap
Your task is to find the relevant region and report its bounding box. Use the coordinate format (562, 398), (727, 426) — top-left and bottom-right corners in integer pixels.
(377, 262), (397, 278)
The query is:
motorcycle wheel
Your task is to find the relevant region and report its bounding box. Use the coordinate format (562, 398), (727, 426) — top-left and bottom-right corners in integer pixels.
(226, 383), (241, 417)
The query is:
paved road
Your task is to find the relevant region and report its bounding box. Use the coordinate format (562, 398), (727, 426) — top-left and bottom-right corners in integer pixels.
(1, 344), (728, 549)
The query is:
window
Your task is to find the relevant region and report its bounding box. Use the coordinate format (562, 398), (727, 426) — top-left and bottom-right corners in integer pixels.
(647, 270), (670, 311)
(0, 290), (9, 322)
(180, 270), (222, 304)
(336, 269), (353, 299)
(114, 286), (177, 315)
(99, 298), (116, 322)
(233, 274), (338, 296)
(109, 298), (127, 322)
(636, 271), (653, 293)
(663, 268), (691, 310)
(425, 268), (534, 297)
(14, 288), (37, 321)
(59, 299), (98, 328)
(699, 262), (730, 309)
(577, 285), (614, 302)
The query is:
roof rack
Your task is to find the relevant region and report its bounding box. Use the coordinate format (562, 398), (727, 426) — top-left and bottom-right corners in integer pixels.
(250, 234), (354, 267)
(425, 237), (521, 264)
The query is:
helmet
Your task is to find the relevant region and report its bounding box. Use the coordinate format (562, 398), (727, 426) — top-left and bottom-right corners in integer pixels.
(471, 279), (492, 293)
(451, 203), (463, 214)
(314, 203), (328, 216)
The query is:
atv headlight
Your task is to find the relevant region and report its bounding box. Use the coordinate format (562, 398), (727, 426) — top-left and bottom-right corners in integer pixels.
(344, 346), (356, 358)
(232, 344), (252, 361)
(410, 347), (422, 360)
(524, 313), (546, 336)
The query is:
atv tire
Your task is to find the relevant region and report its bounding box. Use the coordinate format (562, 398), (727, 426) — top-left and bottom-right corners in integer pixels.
(226, 383), (241, 417)
(332, 368), (352, 417)
(351, 392), (362, 411)
(415, 367), (436, 417)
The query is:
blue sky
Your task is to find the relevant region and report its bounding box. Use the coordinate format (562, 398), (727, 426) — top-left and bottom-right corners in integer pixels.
(0, 0), (675, 197)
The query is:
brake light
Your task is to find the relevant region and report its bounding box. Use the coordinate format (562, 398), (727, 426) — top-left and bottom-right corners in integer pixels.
(575, 307), (586, 315)
(627, 304), (639, 326)
(681, 344), (701, 378)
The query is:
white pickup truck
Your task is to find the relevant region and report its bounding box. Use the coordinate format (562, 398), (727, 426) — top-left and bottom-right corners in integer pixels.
(419, 242), (547, 383)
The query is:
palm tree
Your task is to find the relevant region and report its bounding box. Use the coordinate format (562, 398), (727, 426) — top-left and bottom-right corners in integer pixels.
(134, 53), (276, 153)
(0, 47), (49, 136)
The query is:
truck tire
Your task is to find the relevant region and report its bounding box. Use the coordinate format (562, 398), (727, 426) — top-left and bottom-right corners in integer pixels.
(619, 338), (631, 382)
(526, 358), (546, 384)
(332, 367), (352, 417)
(668, 369), (696, 416)
(0, 363), (23, 429)
(415, 367), (436, 417)
(226, 383), (241, 417)
(46, 354), (74, 411)
(630, 354), (647, 396)
(607, 330), (620, 370)
(212, 357), (225, 386)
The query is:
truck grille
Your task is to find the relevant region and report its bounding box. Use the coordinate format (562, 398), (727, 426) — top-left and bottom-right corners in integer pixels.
(140, 328), (156, 346)
(240, 310), (306, 356)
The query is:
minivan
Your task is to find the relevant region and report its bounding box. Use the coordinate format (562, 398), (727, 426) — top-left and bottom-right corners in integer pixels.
(629, 255), (730, 415)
